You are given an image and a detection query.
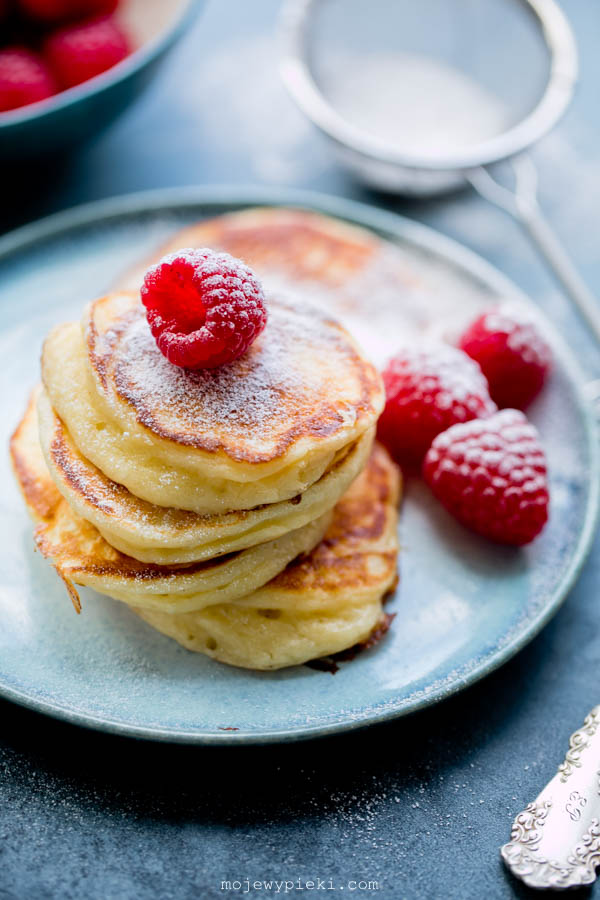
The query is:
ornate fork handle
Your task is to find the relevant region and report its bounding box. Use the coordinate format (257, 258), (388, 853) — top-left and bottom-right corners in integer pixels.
(502, 706), (600, 889)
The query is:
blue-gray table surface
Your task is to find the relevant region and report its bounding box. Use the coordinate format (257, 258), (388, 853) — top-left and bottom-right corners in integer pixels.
(2, 2), (600, 898)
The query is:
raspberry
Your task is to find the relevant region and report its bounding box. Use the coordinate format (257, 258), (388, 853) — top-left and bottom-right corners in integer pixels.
(44, 14), (129, 89)
(141, 248), (268, 369)
(423, 409), (549, 545)
(459, 303), (552, 409)
(19, 0), (118, 24)
(0, 47), (56, 112)
(377, 343), (497, 466)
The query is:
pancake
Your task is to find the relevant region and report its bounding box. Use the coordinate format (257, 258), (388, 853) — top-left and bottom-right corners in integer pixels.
(136, 443), (401, 670)
(117, 206), (422, 364)
(10, 392), (331, 615)
(119, 207), (386, 294)
(41, 292), (384, 514)
(38, 388), (374, 565)
(10, 207), (405, 669)
(11, 390), (400, 668)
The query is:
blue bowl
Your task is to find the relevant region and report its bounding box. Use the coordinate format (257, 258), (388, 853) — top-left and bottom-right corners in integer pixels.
(0, 0), (203, 160)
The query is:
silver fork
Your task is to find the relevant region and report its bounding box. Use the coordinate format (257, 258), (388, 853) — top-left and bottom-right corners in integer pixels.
(502, 706), (600, 889)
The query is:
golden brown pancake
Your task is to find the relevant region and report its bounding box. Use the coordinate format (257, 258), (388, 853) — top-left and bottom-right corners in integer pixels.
(119, 208), (389, 292)
(86, 291), (381, 462)
(41, 292), (384, 514)
(11, 389), (401, 668)
(10, 392), (331, 616)
(38, 387), (374, 565)
(136, 443), (401, 669)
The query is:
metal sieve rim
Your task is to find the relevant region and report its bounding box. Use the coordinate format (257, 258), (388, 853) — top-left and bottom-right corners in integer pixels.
(280, 0), (578, 171)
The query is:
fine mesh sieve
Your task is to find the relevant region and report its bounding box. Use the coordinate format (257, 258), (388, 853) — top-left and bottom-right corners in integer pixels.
(281, 0), (600, 344)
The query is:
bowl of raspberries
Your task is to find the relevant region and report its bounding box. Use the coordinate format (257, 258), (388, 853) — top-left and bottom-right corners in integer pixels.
(0, 0), (201, 157)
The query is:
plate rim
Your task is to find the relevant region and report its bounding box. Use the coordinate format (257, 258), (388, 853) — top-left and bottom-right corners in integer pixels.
(1, 184), (598, 745)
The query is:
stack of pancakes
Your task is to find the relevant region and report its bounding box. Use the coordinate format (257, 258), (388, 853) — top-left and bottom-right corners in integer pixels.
(11, 281), (400, 670)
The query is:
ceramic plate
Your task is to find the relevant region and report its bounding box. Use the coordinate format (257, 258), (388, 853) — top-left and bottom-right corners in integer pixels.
(0, 187), (597, 744)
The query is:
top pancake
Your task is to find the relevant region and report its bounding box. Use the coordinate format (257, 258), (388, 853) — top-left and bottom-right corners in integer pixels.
(84, 290), (382, 465)
(41, 291), (383, 513)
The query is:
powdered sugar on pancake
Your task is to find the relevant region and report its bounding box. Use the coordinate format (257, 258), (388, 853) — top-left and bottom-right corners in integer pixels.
(88, 294), (382, 461)
(256, 244), (489, 365)
(121, 309), (303, 429)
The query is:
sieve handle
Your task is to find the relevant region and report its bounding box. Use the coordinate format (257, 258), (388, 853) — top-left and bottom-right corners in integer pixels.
(468, 156), (600, 347)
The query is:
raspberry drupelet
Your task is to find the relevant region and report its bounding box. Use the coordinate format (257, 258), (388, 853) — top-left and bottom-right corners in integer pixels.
(423, 409), (549, 545)
(141, 248), (268, 370)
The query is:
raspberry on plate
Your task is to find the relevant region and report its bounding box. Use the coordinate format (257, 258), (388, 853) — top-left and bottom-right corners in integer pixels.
(44, 14), (129, 89)
(141, 248), (268, 370)
(0, 47), (56, 112)
(377, 343), (497, 466)
(459, 302), (552, 410)
(19, 0), (118, 23)
(423, 409), (549, 545)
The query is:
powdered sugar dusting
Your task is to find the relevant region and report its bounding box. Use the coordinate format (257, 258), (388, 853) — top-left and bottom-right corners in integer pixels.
(121, 307), (304, 426)
(96, 296), (375, 460)
(122, 316), (295, 427)
(256, 243), (492, 365)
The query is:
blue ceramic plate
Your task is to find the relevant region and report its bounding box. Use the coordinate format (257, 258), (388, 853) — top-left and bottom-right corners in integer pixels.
(0, 187), (597, 744)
